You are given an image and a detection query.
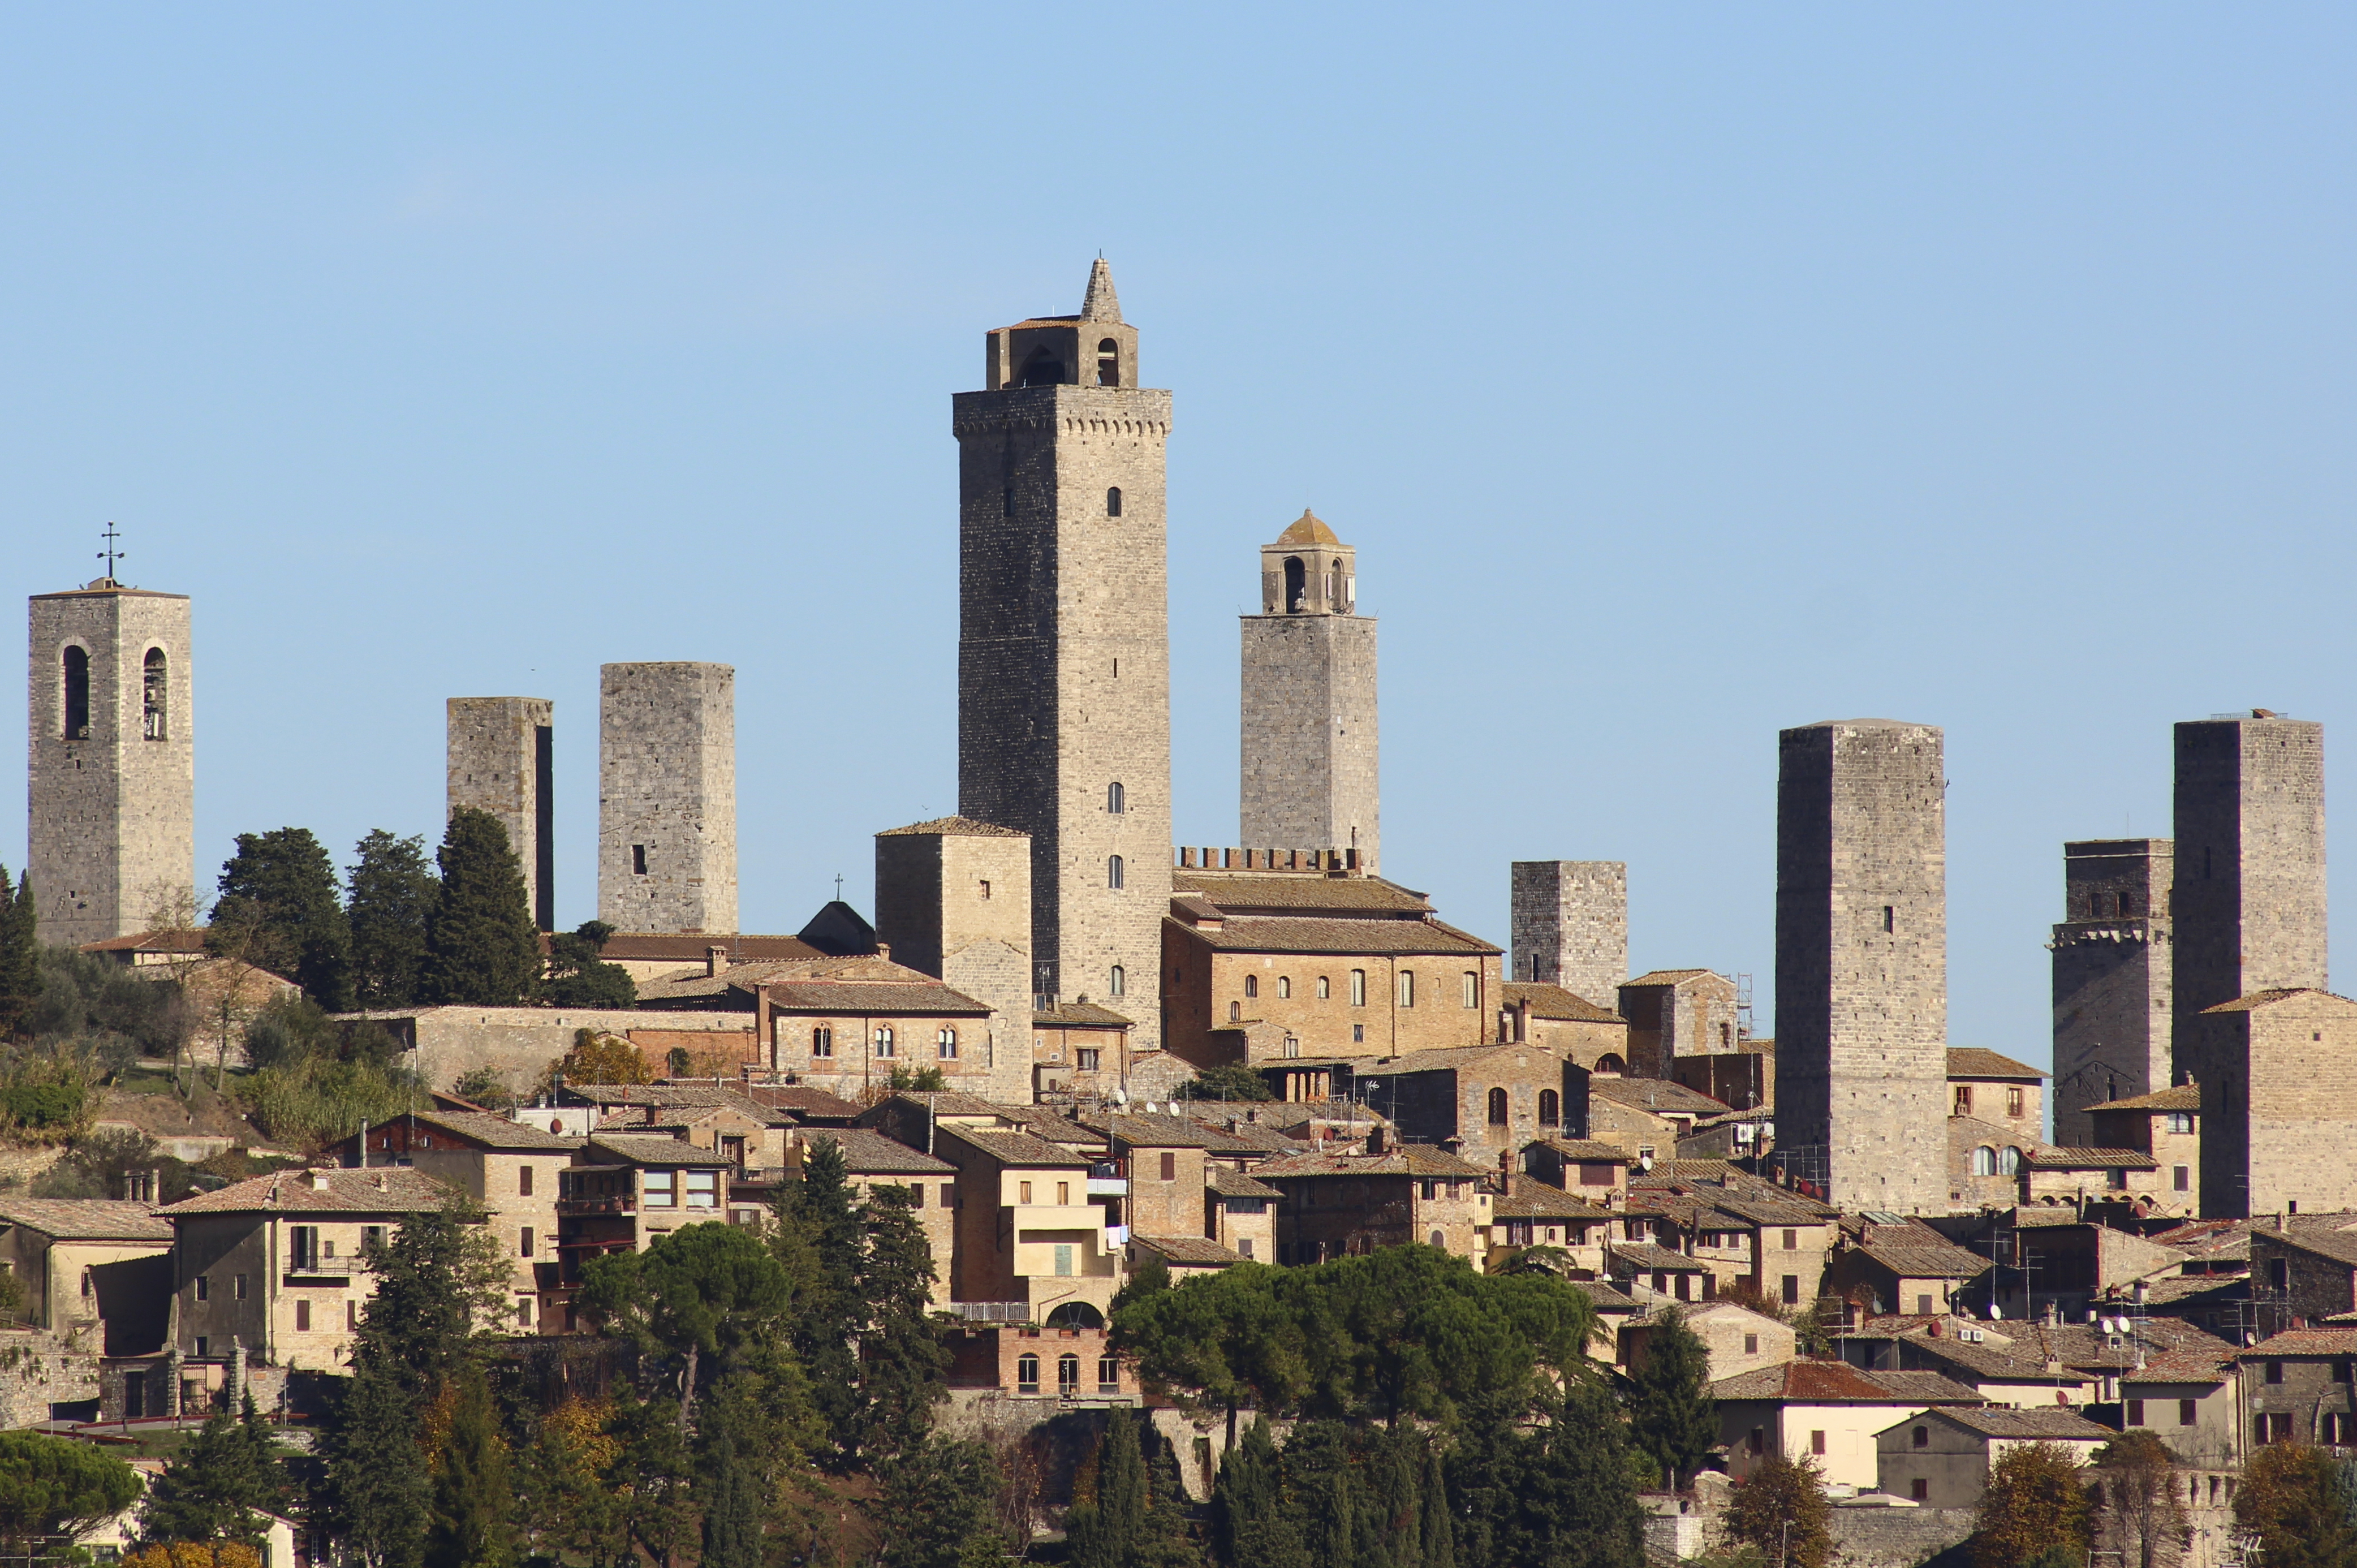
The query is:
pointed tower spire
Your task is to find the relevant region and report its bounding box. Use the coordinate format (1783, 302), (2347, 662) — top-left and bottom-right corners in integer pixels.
(1081, 257), (1122, 323)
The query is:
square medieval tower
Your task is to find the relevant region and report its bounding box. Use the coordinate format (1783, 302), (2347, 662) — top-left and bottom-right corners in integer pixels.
(2049, 838), (2173, 1146)
(27, 578), (195, 947)
(598, 662), (737, 936)
(1240, 510), (1379, 871)
(1774, 718), (1947, 1214)
(954, 261), (1170, 1043)
(448, 697), (554, 931)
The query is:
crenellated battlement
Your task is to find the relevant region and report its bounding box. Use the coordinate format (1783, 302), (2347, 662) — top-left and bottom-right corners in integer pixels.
(1175, 846), (1362, 875)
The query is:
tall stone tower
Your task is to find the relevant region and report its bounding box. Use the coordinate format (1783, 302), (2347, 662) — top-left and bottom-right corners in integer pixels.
(27, 578), (195, 947)
(1774, 720), (1947, 1214)
(448, 697), (554, 931)
(598, 663), (736, 935)
(875, 817), (1035, 1103)
(1509, 861), (1627, 1004)
(2171, 712), (2326, 1216)
(2049, 838), (2173, 1146)
(954, 260), (1170, 1043)
(1240, 511), (1378, 869)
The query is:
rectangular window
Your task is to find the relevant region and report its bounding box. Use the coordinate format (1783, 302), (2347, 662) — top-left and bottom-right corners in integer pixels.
(1782, 1275), (1800, 1306)
(1055, 1182), (1071, 1205)
(1809, 1430), (1826, 1456)
(2007, 1087), (2024, 1118)
(1160, 1153), (1176, 1182)
(347, 1300), (357, 1330)
(1054, 1244), (1074, 1277)
(1398, 971), (1415, 1008)
(1239, 1238), (1253, 1260)
(1078, 1048), (1100, 1071)
(295, 1300), (311, 1332)
(291, 1226), (320, 1271)
(1783, 1229), (1798, 1250)
(1019, 1181), (1033, 1204)
(644, 1171), (677, 1208)
(517, 1298), (533, 1327)
(195, 1336), (208, 1358)
(195, 1276), (209, 1302)
(519, 1166), (535, 1197)
(942, 1183), (957, 1208)
(363, 1226), (385, 1252)
(1350, 970), (1368, 1007)
(2127, 1399), (2145, 1425)
(684, 1171), (718, 1209)
(908, 1184), (924, 1209)
(1352, 1024), (1364, 1043)
(1747, 1428), (1764, 1457)
(1462, 972), (1478, 1009)
(632, 845), (648, 876)
(1910, 1478), (1929, 1502)
(2174, 1166), (2190, 1192)
(1916, 1294), (1934, 1316)
(520, 1227), (535, 1259)
(2267, 1360), (2285, 1385)
(1744, 1333), (1759, 1355)
(2179, 1399), (2198, 1427)
(1954, 1087), (1972, 1117)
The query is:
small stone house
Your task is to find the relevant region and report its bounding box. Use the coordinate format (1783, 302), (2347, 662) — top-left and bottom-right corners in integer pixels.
(1620, 1300), (1795, 1384)
(1825, 1223), (1991, 1319)
(1252, 1139), (1493, 1267)
(555, 1135), (734, 1326)
(2084, 1083), (2203, 1212)
(1875, 1406), (2114, 1507)
(2119, 1347), (2240, 1468)
(0, 1200), (173, 1354)
(786, 1128), (959, 1307)
(1520, 1138), (1632, 1201)
(1495, 982), (1630, 1072)
(926, 1122), (1119, 1321)
(1709, 1361), (1984, 1490)
(1032, 1000), (1135, 1102)
(2240, 1326), (2357, 1448)
(1354, 1044), (1592, 1174)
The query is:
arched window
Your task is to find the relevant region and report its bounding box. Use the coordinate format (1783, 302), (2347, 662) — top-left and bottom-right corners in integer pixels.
(1462, 971), (1479, 1009)
(1487, 1087), (1510, 1126)
(1350, 970), (1367, 1006)
(141, 648), (167, 741)
(1106, 486), (1122, 517)
(1107, 855), (1124, 889)
(1109, 965), (1125, 997)
(1326, 564), (1341, 604)
(1539, 1089), (1560, 1126)
(873, 1026), (895, 1058)
(1971, 1146), (1997, 1177)
(1276, 976), (1291, 1000)
(1429, 1231), (1446, 1248)
(937, 1028), (958, 1059)
(1594, 1054), (1625, 1075)
(1398, 971), (1415, 1008)
(1284, 555), (1307, 612)
(1999, 1147), (2024, 1175)
(1016, 1354), (1040, 1392)
(1244, 975), (1259, 998)
(1229, 1001), (1241, 1022)
(1019, 348), (1064, 387)
(811, 1026), (834, 1059)
(1096, 338), (1120, 386)
(1317, 975), (1330, 1000)
(1107, 782), (1125, 814)
(1058, 1354), (1081, 1394)
(61, 647), (89, 740)
(1046, 1301), (1104, 1329)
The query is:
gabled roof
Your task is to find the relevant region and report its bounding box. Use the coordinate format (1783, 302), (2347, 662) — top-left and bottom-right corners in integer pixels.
(587, 931), (826, 964)
(1850, 1237), (1992, 1280)
(735, 1084), (864, 1121)
(1619, 969), (1717, 988)
(1168, 872), (1433, 916)
(1708, 1362), (1982, 1405)
(799, 1129), (955, 1177)
(1492, 1181), (1611, 1221)
(1362, 1044), (1573, 1077)
(1607, 1242), (1710, 1273)
(1208, 1167), (1283, 1199)
(2203, 988), (2357, 1014)
(938, 1126), (1092, 1169)
(1079, 1112), (1231, 1150)
(1168, 915), (1500, 957)
(1036, 1000), (1133, 1028)
(584, 1134), (732, 1169)
(1536, 1138), (1635, 1165)
(1915, 1407), (2114, 1441)
(1587, 1079), (1731, 1116)
(2246, 1328), (2357, 1358)
(353, 1110), (580, 1152)
(1502, 983), (1623, 1023)
(161, 1168), (455, 1217)
(1132, 1235), (1248, 1267)
(1253, 1145), (1492, 1181)
(877, 817), (1024, 838)
(1947, 1048), (2046, 1081)
(0, 1200), (173, 1242)
(2085, 1084), (2201, 1113)
(2122, 1349), (2233, 1385)
(2258, 1217), (2357, 1269)
(2025, 1147), (2158, 1171)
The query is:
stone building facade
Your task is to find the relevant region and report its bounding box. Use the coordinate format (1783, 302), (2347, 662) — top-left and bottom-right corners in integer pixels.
(27, 579), (194, 947)
(598, 662), (737, 935)
(448, 696), (555, 930)
(1618, 968), (1741, 1080)
(954, 261), (1170, 1044)
(874, 817), (1036, 1102)
(1239, 511), (1378, 871)
(2050, 838), (2173, 1145)
(1510, 860), (1626, 1003)
(1774, 720), (1947, 1214)
(2192, 988), (2357, 1217)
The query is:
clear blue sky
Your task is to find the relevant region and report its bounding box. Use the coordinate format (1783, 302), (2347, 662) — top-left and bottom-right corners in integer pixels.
(3, 6), (2352, 1071)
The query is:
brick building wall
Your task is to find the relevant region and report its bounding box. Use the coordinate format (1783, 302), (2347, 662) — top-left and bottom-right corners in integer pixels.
(954, 264), (1170, 1044)
(28, 583), (195, 946)
(1161, 937), (1505, 1065)
(598, 662), (736, 935)
(448, 696), (555, 931)
(1240, 517), (1378, 871)
(1775, 720), (1947, 1214)
(1510, 861), (1627, 1003)
(2051, 838), (2173, 1144)
(876, 819), (1036, 1102)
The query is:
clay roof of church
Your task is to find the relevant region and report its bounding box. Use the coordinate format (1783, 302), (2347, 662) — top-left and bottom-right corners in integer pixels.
(1274, 509), (1342, 546)
(1502, 983), (1623, 1023)
(1170, 916), (1499, 957)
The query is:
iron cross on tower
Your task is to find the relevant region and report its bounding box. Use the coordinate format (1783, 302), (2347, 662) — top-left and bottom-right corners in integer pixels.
(97, 522), (126, 579)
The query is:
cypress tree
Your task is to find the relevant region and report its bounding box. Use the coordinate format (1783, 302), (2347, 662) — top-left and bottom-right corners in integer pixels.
(698, 1426), (764, 1568)
(1418, 1438), (1455, 1568)
(425, 1371), (515, 1568)
(215, 826), (352, 1009)
(1212, 1418), (1306, 1568)
(859, 1183), (951, 1457)
(1069, 1412), (1151, 1568)
(784, 1138), (868, 1462)
(137, 1390), (285, 1547)
(346, 830), (436, 1007)
(1284, 1421), (1361, 1566)
(0, 867), (38, 1041)
(420, 808), (540, 1006)
(1626, 1308), (1717, 1488)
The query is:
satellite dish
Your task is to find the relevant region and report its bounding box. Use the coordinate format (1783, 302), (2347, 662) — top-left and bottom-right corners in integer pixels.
(1109, 1088), (1129, 1105)
(1989, 1304), (2004, 1320)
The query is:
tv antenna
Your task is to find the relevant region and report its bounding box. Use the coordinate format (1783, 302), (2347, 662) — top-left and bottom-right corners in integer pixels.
(97, 522), (126, 579)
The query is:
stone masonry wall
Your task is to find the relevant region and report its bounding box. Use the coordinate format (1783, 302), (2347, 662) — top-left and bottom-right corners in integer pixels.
(598, 662), (737, 935)
(876, 821), (1037, 1102)
(1239, 613), (1379, 872)
(448, 696), (554, 931)
(2050, 838), (2173, 1144)
(954, 381), (1172, 1047)
(1776, 720), (1947, 1214)
(2239, 990), (2357, 1216)
(1511, 861), (1628, 1006)
(28, 585), (194, 947)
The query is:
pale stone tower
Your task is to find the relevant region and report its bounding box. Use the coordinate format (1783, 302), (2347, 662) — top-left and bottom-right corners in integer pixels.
(875, 817), (1035, 1103)
(2171, 712), (2326, 1216)
(598, 663), (736, 935)
(447, 697), (554, 931)
(955, 260), (1170, 1044)
(1240, 511), (1379, 869)
(27, 578), (194, 946)
(2050, 839), (2173, 1146)
(1774, 720), (1947, 1213)
(1510, 861), (1626, 1004)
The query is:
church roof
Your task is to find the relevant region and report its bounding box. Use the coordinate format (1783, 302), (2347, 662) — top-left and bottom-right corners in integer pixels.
(1275, 509), (1342, 546)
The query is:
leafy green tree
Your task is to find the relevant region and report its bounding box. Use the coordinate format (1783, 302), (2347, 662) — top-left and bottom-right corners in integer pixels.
(346, 830), (436, 1009)
(544, 921), (635, 1009)
(1725, 1451), (1832, 1568)
(419, 809), (539, 1006)
(872, 1435), (1005, 1568)
(1976, 1442), (2092, 1568)
(214, 827), (352, 1009)
(27, 941), (186, 1066)
(1211, 1418), (1307, 1568)
(1178, 1065), (1273, 1102)
(0, 866), (40, 1041)
(514, 1398), (626, 1568)
(884, 1065), (948, 1092)
(137, 1390), (285, 1548)
(424, 1369), (514, 1568)
(2233, 1441), (2357, 1568)
(1626, 1309), (1717, 1488)
(0, 1429), (143, 1558)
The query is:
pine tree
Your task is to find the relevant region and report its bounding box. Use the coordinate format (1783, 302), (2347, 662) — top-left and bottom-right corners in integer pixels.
(1626, 1309), (1717, 1488)
(346, 830), (436, 1007)
(873, 1435), (1004, 1568)
(0, 866), (38, 1041)
(1212, 1418), (1307, 1568)
(698, 1425), (764, 1568)
(420, 808), (540, 1006)
(137, 1390), (286, 1548)
(857, 1183), (951, 1458)
(214, 826), (352, 1009)
(425, 1371), (515, 1568)
(544, 921), (635, 1008)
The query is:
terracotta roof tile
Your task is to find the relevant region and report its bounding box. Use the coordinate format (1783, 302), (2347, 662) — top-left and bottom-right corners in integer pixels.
(1169, 873), (1433, 914)
(2085, 1084), (2202, 1113)
(799, 1129), (955, 1176)
(1927, 1407), (2114, 1440)
(1501, 983), (1623, 1023)
(1132, 1235), (1247, 1267)
(0, 1200), (173, 1241)
(1946, 1048), (2048, 1081)
(1709, 1362), (1983, 1403)
(161, 1168), (455, 1217)
(1170, 915), (1500, 957)
(876, 817), (1025, 838)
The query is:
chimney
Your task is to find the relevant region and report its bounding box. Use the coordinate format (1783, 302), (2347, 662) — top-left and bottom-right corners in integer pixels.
(706, 946), (727, 977)
(1366, 1126), (1387, 1155)
(305, 1168), (331, 1191)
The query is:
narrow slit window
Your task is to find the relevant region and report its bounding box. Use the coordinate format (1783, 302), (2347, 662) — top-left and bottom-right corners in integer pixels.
(632, 845), (648, 876)
(1398, 971), (1415, 1008)
(1106, 486), (1122, 516)
(1109, 964), (1125, 997)
(1883, 906), (1895, 933)
(142, 648), (167, 740)
(1107, 855), (1124, 889)
(62, 647), (89, 739)
(1107, 782), (1125, 814)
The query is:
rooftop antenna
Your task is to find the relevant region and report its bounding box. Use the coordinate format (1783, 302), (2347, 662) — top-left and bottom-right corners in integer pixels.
(97, 522), (126, 580)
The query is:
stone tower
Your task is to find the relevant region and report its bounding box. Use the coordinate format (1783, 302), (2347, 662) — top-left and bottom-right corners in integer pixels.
(598, 663), (736, 935)
(2049, 838), (2173, 1146)
(27, 578), (195, 947)
(1509, 861), (1626, 1005)
(448, 697), (554, 931)
(875, 817), (1035, 1103)
(1774, 719), (1947, 1214)
(954, 260), (1170, 1042)
(2171, 712), (2326, 1216)
(1240, 511), (1379, 870)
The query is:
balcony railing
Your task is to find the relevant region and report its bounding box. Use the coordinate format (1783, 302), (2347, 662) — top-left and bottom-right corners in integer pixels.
(1086, 1177), (1130, 1197)
(949, 1302), (1033, 1324)
(557, 1194), (637, 1217)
